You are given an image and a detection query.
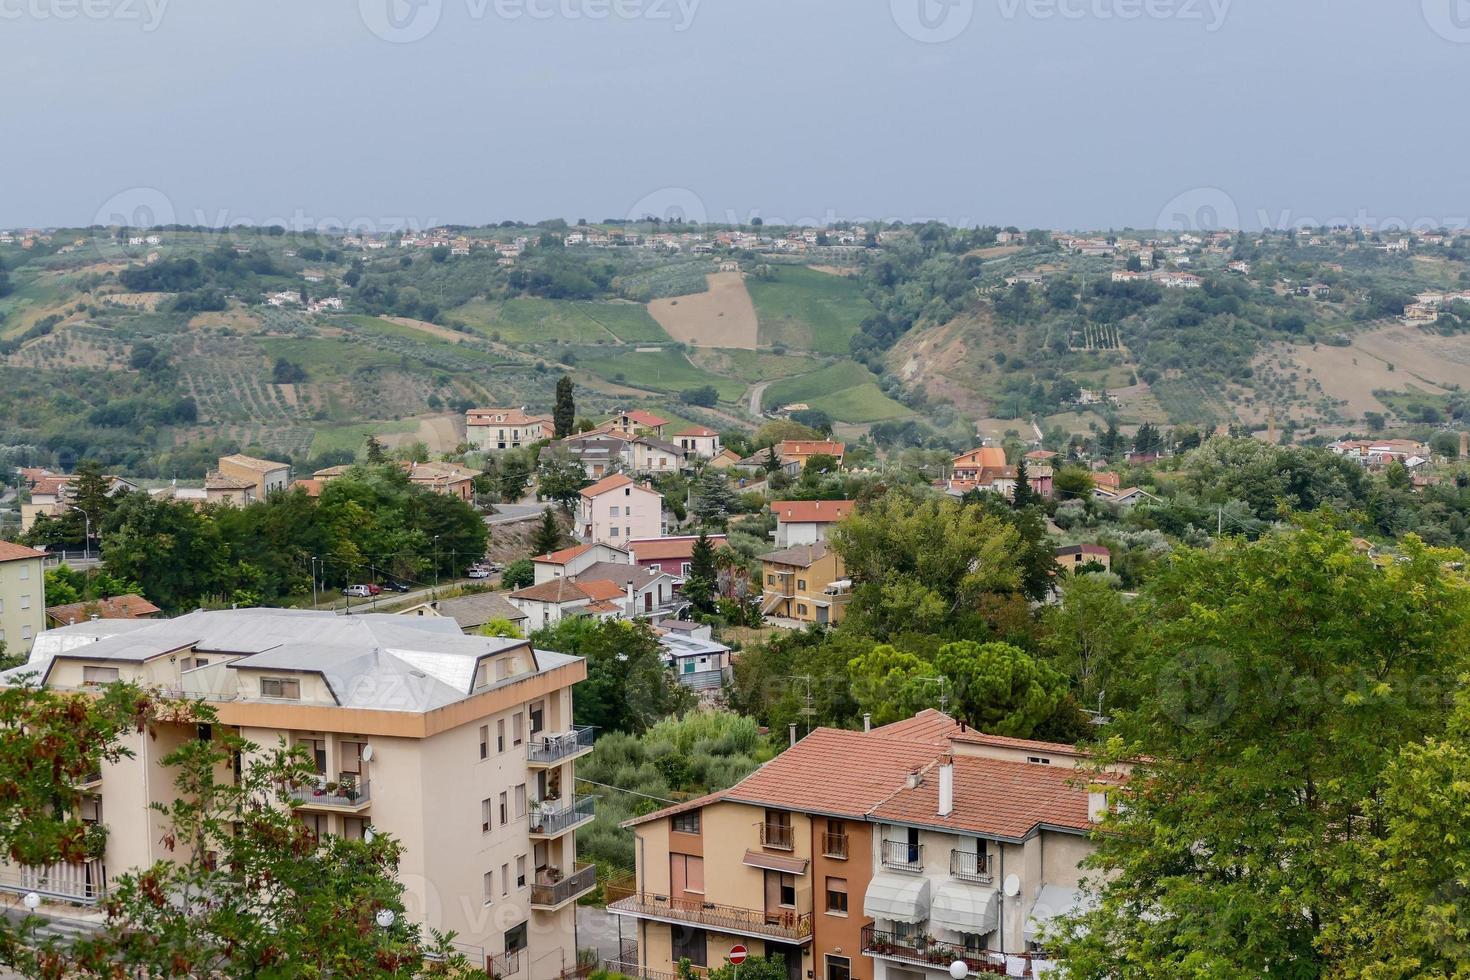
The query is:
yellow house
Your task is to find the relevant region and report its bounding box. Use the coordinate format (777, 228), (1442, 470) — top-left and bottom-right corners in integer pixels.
(759, 542), (850, 626)
(0, 542), (46, 656)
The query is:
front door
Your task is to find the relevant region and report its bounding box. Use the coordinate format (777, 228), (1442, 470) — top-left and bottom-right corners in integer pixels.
(766, 942), (802, 980)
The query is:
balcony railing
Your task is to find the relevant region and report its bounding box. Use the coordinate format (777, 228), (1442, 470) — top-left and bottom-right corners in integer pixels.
(608, 888), (813, 943)
(950, 849), (992, 883)
(676, 668), (728, 692)
(0, 859), (108, 904)
(531, 796), (596, 838)
(292, 774), (370, 809)
(528, 727), (596, 766)
(489, 949), (524, 977)
(881, 839), (924, 873)
(602, 960), (688, 980)
(531, 862), (598, 909)
(758, 821), (794, 851)
(822, 832), (849, 859)
(861, 925), (1040, 977)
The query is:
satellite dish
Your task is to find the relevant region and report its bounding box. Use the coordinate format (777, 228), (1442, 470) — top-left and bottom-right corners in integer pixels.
(361, 745), (374, 762)
(1003, 874), (1021, 897)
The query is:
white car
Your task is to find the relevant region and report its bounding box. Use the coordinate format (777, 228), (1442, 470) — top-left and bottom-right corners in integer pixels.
(342, 584), (373, 598)
(467, 567), (492, 580)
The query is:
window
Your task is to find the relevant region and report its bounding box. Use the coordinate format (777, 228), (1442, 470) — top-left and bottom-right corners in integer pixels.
(483, 871), (494, 904)
(797, 604), (808, 616)
(498, 719), (507, 752)
(671, 853), (705, 894)
(482, 798), (493, 833)
(505, 920), (528, 956)
(512, 712), (524, 746)
(779, 873), (796, 906)
(670, 926), (707, 968)
(501, 863), (509, 896)
(610, 527), (619, 537)
(1027, 756), (1052, 765)
(514, 783), (527, 818)
(21, 626), (32, 640)
(767, 574), (776, 585)
(825, 877), (848, 914)
(610, 506), (620, 518)
(82, 666), (119, 686)
(672, 810), (701, 834)
(797, 579), (807, 591)
(499, 792), (509, 825)
(516, 855), (527, 888)
(826, 955), (851, 980)
(530, 701), (544, 735)
(18, 565), (28, 580)
(680, 562), (692, 576)
(479, 725), (489, 760)
(260, 677), (300, 700)
(20, 594), (30, 610)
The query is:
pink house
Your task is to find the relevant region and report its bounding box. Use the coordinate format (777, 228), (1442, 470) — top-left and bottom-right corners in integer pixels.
(628, 535), (729, 579)
(577, 474), (663, 545)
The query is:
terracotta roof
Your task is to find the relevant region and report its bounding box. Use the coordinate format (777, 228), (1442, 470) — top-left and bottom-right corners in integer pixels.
(218, 453), (288, 473)
(947, 729), (1090, 757)
(772, 500), (855, 525)
(574, 562), (668, 589)
(466, 407), (547, 427)
(728, 728), (949, 818)
(953, 447), (1007, 470)
(292, 478), (325, 497)
(1024, 450), (1059, 460)
(508, 579), (590, 604)
(1092, 471), (1122, 490)
(1055, 544), (1110, 558)
(579, 474), (643, 498)
(867, 753), (1093, 839)
(780, 440), (845, 457)
(577, 579), (627, 602)
(617, 410), (669, 428)
(29, 476), (71, 497)
(46, 594), (161, 625)
(674, 426), (720, 437)
(0, 541), (45, 564)
(872, 708), (962, 743)
(204, 471), (256, 491)
(535, 542), (595, 565)
(629, 536), (728, 561)
(760, 542), (830, 568)
(584, 599), (624, 614)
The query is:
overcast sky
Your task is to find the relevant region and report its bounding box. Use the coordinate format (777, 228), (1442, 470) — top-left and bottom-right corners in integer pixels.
(3, 0), (1469, 231)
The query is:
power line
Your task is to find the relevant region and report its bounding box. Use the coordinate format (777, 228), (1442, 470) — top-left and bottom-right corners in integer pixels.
(574, 777), (675, 806)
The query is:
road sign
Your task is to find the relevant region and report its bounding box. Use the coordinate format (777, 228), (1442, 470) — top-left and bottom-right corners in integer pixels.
(729, 945), (748, 965)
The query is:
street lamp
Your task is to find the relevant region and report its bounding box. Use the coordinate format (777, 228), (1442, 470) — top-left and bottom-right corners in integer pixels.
(375, 908), (396, 929)
(22, 892), (40, 912)
(949, 960), (969, 980)
(432, 535), (441, 595)
(67, 504), (92, 560)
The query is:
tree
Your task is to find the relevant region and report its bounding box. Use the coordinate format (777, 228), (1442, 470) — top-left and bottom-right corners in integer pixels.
(690, 469), (738, 530)
(537, 446), (590, 509)
(932, 640), (1080, 740)
(1053, 466), (1095, 503)
(532, 618), (695, 734)
(365, 434), (388, 464)
(478, 619), (522, 639)
(679, 385), (719, 408)
(532, 507), (563, 557)
(1052, 527), (1470, 977)
(101, 493), (231, 612)
(1041, 573), (1130, 709)
(497, 453), (532, 502)
(500, 558), (534, 591)
(683, 532), (718, 616)
(553, 374), (575, 439)
(1012, 456), (1034, 508)
(846, 645), (935, 726)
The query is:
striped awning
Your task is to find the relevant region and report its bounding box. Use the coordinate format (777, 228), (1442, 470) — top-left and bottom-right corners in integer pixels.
(742, 849), (809, 875)
(862, 872), (931, 925)
(1024, 885), (1091, 944)
(931, 879), (999, 935)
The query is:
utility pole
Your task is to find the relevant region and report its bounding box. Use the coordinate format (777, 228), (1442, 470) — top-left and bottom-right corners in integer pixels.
(311, 556), (319, 608)
(433, 535), (441, 596)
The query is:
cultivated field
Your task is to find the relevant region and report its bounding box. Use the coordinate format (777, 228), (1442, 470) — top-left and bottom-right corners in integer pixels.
(456, 298), (667, 345)
(647, 272), (760, 349)
(748, 265), (874, 355)
(577, 348), (746, 402)
(763, 361), (911, 423)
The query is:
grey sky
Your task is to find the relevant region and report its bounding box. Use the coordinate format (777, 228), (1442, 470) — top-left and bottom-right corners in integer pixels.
(3, 0), (1468, 231)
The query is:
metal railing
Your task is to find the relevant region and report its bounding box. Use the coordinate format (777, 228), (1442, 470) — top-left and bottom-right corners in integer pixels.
(489, 949), (524, 977)
(758, 821), (794, 851)
(861, 925), (1038, 977)
(675, 669), (727, 691)
(292, 774), (370, 808)
(950, 849), (992, 883)
(528, 727), (596, 765)
(608, 890), (813, 942)
(531, 862), (598, 908)
(881, 839), (924, 873)
(0, 859), (108, 904)
(822, 832), (849, 859)
(602, 959), (690, 980)
(531, 795), (596, 837)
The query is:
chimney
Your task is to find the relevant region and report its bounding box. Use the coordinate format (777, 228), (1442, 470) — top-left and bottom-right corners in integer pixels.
(1088, 789), (1110, 824)
(789, 723), (798, 747)
(938, 758), (955, 818)
(906, 770), (923, 790)
(626, 581), (636, 618)
(863, 713), (872, 733)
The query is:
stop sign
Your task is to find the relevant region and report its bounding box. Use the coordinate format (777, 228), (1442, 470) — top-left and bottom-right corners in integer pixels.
(729, 945), (748, 965)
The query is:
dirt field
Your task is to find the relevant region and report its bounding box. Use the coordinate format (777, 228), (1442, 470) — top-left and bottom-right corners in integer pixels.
(417, 414), (463, 453)
(647, 272), (759, 349)
(805, 264), (857, 277)
(386, 316), (471, 344)
(102, 292), (171, 310)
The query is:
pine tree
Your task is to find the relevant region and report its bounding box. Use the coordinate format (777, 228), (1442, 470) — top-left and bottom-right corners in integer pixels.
(365, 434), (388, 464)
(553, 375), (575, 439)
(683, 532), (718, 616)
(532, 508), (562, 557)
(1012, 455), (1034, 508)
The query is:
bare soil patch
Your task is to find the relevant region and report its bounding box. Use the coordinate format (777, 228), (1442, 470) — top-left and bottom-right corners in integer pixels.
(647, 272), (759, 349)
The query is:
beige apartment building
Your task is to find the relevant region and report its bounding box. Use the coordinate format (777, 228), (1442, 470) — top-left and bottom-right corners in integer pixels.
(216, 453), (291, 499)
(467, 408), (554, 452)
(0, 609), (597, 979)
(610, 712), (1115, 980)
(0, 541), (47, 656)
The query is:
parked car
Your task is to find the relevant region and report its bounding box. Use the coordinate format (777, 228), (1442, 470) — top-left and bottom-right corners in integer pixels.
(467, 566), (492, 580)
(342, 585), (373, 598)
(366, 584), (383, 596)
(385, 580), (412, 593)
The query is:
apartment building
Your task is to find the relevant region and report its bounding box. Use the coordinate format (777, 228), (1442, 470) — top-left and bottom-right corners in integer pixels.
(759, 542), (850, 625)
(610, 712), (1112, 980)
(0, 542), (46, 656)
(0, 609), (596, 980)
(577, 475), (663, 545)
(771, 501), (855, 548)
(467, 408), (553, 452)
(216, 453), (291, 499)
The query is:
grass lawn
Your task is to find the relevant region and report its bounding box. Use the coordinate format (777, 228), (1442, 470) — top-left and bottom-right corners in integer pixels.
(578, 349), (745, 402)
(748, 266), (875, 354)
(690, 348), (817, 383)
(764, 361), (911, 423)
(453, 298), (668, 345)
(257, 337), (408, 376)
(310, 420), (418, 457)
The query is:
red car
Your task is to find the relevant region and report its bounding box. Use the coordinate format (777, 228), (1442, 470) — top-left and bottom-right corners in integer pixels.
(366, 584), (383, 596)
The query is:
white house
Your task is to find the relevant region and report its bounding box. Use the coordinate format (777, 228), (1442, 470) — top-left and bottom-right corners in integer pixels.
(772, 499), (856, 547)
(531, 543), (631, 585)
(576, 475), (663, 545)
(673, 426), (722, 460)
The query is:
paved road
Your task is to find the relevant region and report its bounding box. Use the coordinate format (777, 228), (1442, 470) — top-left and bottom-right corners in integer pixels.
(747, 380), (773, 418)
(1, 904), (103, 947)
(486, 504), (549, 525)
(578, 905), (626, 962)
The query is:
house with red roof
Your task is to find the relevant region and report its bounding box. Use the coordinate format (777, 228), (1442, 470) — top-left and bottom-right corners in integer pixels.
(606, 409), (670, 439)
(628, 535), (729, 579)
(674, 426), (722, 460)
(576, 474), (664, 546)
(531, 542), (630, 585)
(778, 440), (845, 467)
(772, 499), (855, 547)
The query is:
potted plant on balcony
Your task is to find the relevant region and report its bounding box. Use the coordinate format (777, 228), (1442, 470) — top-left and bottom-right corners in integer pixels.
(339, 775), (358, 803)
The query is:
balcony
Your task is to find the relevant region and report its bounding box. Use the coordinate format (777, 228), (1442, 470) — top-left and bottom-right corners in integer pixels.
(0, 859), (108, 905)
(528, 727), (596, 768)
(822, 832), (849, 860)
(861, 925), (1040, 977)
(75, 770), (103, 790)
(531, 861), (598, 911)
(950, 849), (992, 884)
(530, 795), (596, 839)
(291, 774), (371, 812)
(675, 668), (728, 692)
(607, 883), (813, 944)
(758, 821), (794, 851)
(881, 839), (924, 873)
